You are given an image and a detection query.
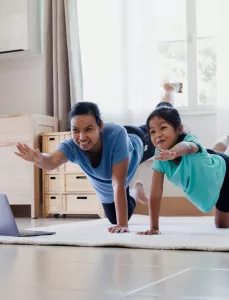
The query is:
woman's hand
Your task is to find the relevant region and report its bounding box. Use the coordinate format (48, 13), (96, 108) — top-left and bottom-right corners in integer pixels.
(136, 229), (161, 235)
(108, 225), (129, 233)
(154, 149), (176, 161)
(15, 143), (42, 163)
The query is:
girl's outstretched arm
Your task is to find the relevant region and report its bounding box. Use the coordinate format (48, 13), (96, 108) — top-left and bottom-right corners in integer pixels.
(169, 141), (199, 157)
(136, 170), (164, 235)
(154, 142), (199, 161)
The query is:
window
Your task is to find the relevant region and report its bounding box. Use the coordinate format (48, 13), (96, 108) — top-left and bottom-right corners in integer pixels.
(154, 0), (219, 109)
(196, 0), (219, 107)
(78, 0), (220, 121)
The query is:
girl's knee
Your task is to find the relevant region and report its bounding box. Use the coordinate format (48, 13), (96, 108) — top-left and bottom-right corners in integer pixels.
(215, 220), (229, 229)
(214, 208), (229, 228)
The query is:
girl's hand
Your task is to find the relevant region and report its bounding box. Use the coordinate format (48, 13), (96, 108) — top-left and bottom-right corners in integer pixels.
(154, 149), (176, 161)
(15, 143), (43, 163)
(136, 229), (161, 235)
(108, 225), (129, 233)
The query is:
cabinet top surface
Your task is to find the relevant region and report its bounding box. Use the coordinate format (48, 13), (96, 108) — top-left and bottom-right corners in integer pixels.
(0, 114), (58, 119)
(41, 131), (71, 136)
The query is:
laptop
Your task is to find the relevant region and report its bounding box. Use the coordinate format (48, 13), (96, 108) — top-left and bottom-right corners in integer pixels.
(0, 194), (56, 237)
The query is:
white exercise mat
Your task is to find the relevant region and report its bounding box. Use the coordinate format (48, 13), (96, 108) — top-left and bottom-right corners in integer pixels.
(0, 215), (228, 252)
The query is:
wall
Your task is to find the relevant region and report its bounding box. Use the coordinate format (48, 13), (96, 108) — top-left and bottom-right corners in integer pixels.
(0, 0), (44, 116)
(0, 56), (46, 115)
(0, 0), (29, 52)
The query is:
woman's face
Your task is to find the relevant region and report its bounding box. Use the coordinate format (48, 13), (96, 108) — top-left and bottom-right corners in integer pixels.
(149, 116), (182, 150)
(70, 113), (103, 152)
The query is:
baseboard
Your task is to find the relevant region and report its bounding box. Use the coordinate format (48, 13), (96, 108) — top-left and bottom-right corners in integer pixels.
(134, 197), (214, 216)
(11, 205), (31, 218)
(11, 198), (215, 218)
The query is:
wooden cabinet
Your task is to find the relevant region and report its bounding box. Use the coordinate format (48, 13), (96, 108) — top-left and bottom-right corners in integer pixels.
(0, 114), (58, 218)
(41, 132), (105, 218)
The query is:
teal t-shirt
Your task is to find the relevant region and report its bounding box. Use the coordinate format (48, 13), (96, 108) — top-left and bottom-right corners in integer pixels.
(152, 133), (226, 212)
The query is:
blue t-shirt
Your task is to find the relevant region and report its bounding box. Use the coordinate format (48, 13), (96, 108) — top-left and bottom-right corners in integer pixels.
(152, 133), (226, 212)
(56, 123), (143, 203)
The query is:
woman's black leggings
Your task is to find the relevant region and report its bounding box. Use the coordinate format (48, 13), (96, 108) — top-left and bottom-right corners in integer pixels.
(102, 125), (155, 224)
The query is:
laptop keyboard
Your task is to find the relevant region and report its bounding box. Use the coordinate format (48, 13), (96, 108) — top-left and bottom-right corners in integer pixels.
(19, 230), (56, 237)
(19, 230), (40, 237)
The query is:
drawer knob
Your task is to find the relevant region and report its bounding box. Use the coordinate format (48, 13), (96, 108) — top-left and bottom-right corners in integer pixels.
(76, 176), (86, 179)
(77, 196), (87, 200)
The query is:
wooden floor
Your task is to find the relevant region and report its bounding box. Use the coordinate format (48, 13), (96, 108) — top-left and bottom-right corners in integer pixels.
(0, 217), (228, 300)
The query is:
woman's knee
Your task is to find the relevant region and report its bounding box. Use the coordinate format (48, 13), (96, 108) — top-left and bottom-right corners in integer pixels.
(106, 214), (117, 225)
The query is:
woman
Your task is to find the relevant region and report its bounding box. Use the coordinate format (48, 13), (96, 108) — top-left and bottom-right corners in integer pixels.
(15, 83), (182, 233)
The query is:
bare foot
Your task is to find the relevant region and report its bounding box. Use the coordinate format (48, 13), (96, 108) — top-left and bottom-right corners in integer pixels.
(212, 135), (229, 153)
(163, 82), (183, 93)
(130, 181), (148, 205)
(160, 82), (183, 106)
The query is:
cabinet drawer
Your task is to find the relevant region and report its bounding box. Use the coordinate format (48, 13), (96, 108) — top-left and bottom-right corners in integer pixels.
(63, 194), (99, 213)
(44, 194), (62, 213)
(60, 133), (71, 143)
(42, 135), (60, 153)
(65, 174), (94, 192)
(44, 175), (63, 193)
(65, 162), (84, 174)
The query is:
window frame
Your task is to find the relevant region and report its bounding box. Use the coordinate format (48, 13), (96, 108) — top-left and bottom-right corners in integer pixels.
(186, 0), (216, 112)
(158, 0), (217, 113)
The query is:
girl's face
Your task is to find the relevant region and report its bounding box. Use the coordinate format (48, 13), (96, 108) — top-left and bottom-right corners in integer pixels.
(149, 116), (183, 150)
(70, 114), (104, 152)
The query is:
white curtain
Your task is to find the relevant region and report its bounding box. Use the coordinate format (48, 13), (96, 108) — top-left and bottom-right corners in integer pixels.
(217, 0), (229, 144)
(77, 0), (160, 125)
(64, 0), (83, 106)
(44, 0), (83, 131)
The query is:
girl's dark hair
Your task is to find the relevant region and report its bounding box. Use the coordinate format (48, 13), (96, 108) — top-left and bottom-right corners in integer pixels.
(68, 102), (102, 127)
(155, 102), (173, 109)
(146, 104), (187, 142)
(146, 104), (182, 131)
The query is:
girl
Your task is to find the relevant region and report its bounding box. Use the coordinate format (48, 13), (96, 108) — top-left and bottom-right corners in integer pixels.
(137, 104), (229, 235)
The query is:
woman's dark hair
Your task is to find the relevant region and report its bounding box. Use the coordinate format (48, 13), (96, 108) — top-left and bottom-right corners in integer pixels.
(68, 102), (102, 127)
